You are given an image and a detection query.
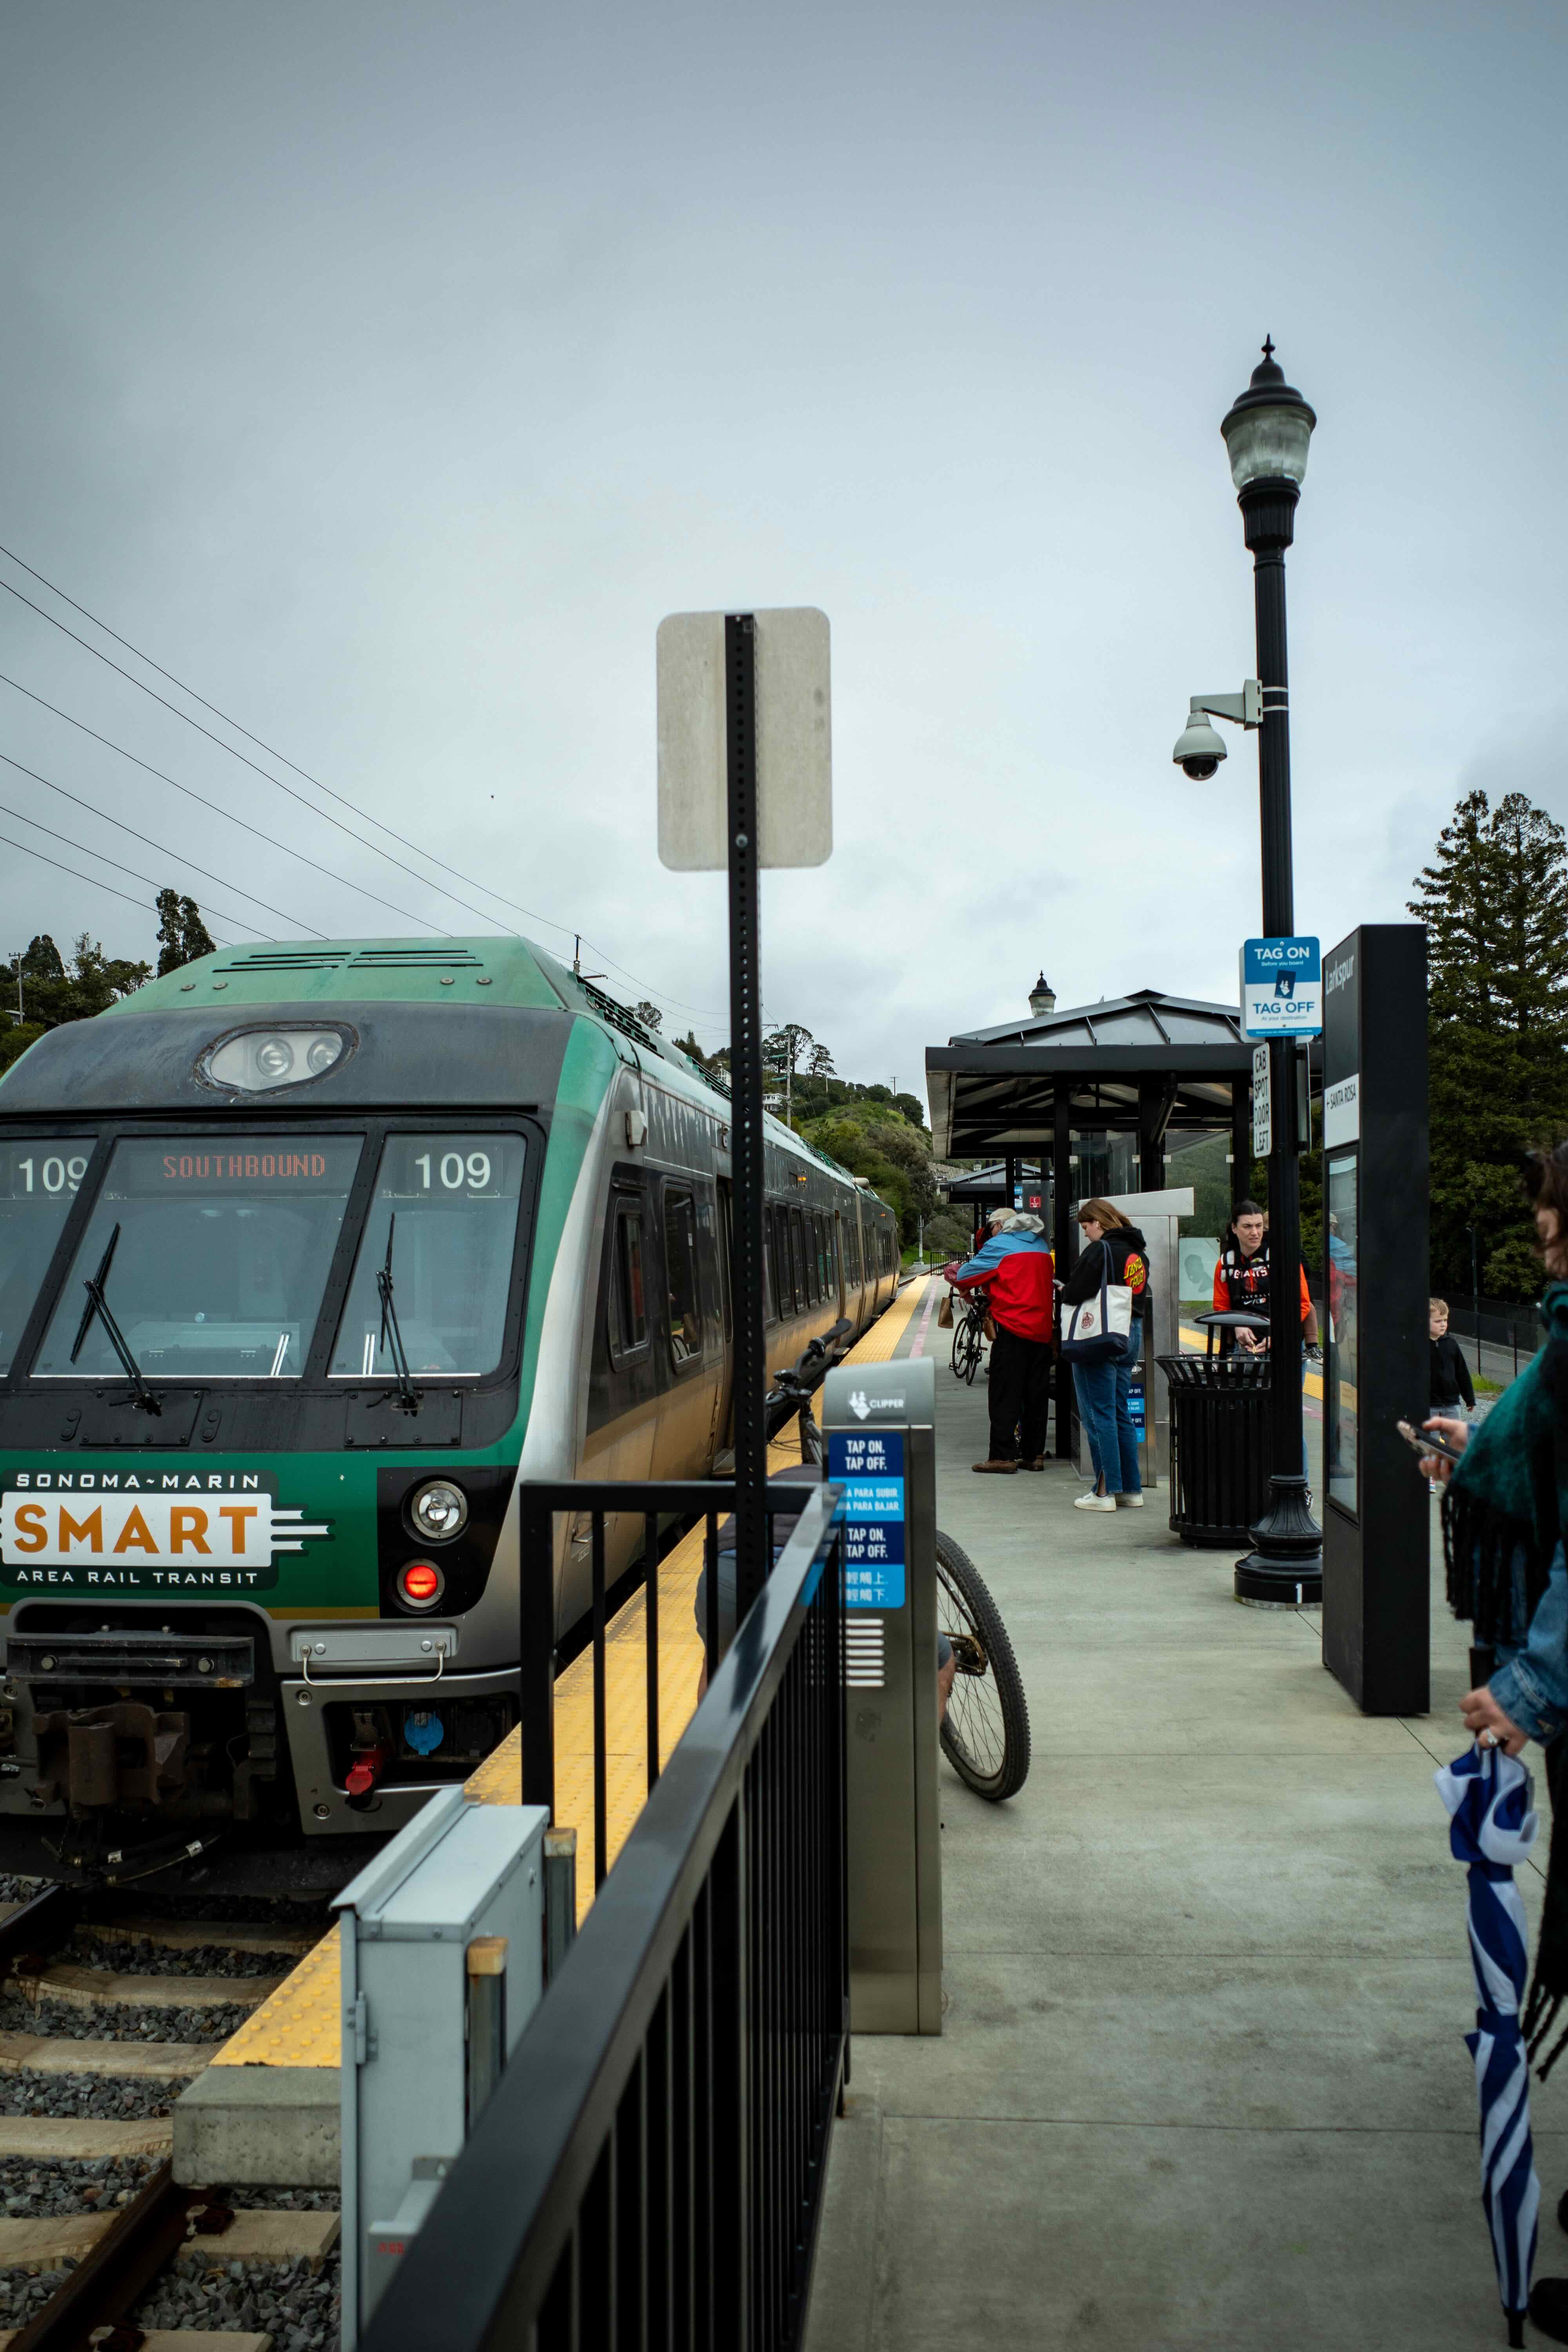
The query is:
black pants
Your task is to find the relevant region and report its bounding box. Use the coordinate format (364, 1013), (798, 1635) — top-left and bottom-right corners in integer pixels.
(988, 1325), (1052, 1461)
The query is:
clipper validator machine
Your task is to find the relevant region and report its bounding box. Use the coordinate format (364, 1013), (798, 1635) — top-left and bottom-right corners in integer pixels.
(823, 1356), (942, 2034)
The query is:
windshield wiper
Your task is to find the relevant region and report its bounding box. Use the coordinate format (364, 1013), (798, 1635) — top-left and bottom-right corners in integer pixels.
(374, 1214), (422, 1414)
(70, 1223), (162, 1415)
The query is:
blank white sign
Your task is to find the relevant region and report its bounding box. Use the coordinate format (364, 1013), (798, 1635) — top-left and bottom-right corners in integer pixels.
(657, 608), (832, 871)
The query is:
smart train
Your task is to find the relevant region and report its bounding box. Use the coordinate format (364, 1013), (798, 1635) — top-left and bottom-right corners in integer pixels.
(0, 936), (900, 1882)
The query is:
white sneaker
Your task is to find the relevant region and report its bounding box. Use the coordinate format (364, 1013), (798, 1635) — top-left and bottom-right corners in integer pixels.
(1114, 1493), (1145, 1508)
(1073, 1492), (1116, 1512)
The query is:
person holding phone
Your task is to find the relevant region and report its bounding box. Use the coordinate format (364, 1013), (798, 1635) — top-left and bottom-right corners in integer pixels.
(1432, 1146), (1568, 2342)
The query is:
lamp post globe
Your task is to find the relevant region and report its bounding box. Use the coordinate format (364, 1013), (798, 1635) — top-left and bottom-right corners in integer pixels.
(1225, 341), (1324, 1608)
(1220, 339), (1317, 493)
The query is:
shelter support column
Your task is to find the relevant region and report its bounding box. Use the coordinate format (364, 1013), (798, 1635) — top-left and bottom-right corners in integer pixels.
(1053, 1095), (1073, 1461)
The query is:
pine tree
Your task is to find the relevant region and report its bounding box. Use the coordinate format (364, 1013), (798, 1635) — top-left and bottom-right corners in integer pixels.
(1409, 789), (1568, 1296)
(155, 890), (216, 977)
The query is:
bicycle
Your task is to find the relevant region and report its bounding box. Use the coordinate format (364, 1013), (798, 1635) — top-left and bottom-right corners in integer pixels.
(949, 1289), (988, 1386)
(765, 1328), (1031, 1803)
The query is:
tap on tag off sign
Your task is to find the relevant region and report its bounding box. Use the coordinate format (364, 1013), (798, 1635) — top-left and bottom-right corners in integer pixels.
(1238, 936), (1322, 1040)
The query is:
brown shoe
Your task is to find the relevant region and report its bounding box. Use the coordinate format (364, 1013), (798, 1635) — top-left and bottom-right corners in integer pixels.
(972, 1458), (1018, 1474)
(1020, 1457), (1046, 1472)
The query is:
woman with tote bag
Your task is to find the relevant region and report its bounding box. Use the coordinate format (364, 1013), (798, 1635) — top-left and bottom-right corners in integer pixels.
(1057, 1199), (1150, 1513)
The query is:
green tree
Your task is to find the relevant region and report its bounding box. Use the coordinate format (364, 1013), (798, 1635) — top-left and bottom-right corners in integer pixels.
(671, 1029), (714, 1072)
(155, 890), (216, 978)
(1409, 789), (1568, 1296)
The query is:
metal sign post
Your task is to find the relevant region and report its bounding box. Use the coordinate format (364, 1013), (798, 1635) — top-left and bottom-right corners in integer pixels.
(657, 607), (832, 1620)
(723, 617), (767, 1611)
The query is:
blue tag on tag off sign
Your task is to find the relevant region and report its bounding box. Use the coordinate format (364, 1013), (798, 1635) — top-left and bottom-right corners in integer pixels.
(828, 1430), (907, 1607)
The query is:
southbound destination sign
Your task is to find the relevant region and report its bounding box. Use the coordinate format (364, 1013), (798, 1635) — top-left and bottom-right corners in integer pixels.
(0, 1471), (331, 1593)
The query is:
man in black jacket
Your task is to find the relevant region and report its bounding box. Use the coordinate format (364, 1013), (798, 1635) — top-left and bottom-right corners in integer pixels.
(1429, 1297), (1475, 1414)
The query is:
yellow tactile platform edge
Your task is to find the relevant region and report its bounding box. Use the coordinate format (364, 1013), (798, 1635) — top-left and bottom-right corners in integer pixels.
(218, 1281), (929, 2069)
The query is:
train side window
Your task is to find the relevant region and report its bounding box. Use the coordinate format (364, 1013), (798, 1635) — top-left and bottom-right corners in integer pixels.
(612, 1201), (648, 1358)
(826, 1219), (837, 1292)
(666, 1188), (702, 1372)
(789, 1208), (807, 1310)
(814, 1214), (828, 1297)
(765, 1205), (781, 1322)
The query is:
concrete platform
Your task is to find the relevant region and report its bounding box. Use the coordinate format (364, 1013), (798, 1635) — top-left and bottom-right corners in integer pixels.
(804, 1300), (1544, 2351)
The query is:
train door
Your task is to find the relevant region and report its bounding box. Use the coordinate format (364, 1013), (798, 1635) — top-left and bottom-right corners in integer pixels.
(833, 1209), (846, 1315)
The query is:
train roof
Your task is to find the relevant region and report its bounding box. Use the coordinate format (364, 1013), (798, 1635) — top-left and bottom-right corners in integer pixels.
(9, 936), (898, 1216)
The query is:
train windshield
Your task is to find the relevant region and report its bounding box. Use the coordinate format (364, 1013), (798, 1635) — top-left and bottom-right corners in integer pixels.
(0, 1142), (94, 1373)
(330, 1132), (526, 1379)
(32, 1136), (362, 1381)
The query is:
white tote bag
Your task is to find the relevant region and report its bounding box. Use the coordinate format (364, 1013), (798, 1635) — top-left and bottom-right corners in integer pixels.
(1057, 1245), (1134, 1363)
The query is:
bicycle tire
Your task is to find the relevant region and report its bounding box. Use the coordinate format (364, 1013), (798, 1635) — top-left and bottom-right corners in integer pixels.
(935, 1528), (1031, 1801)
(954, 1314), (983, 1385)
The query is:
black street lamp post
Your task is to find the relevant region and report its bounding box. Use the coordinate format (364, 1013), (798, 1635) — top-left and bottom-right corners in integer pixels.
(1222, 341), (1324, 1606)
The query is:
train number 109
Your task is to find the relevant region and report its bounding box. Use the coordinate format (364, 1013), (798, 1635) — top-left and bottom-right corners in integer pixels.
(413, 1152), (492, 1192)
(17, 1156), (89, 1195)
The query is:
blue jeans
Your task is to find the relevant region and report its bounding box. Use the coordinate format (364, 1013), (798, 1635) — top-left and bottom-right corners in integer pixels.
(1073, 1353), (1142, 1496)
(1490, 1541), (1568, 1745)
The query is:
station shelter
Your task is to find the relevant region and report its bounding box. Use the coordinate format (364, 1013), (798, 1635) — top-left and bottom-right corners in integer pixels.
(926, 986), (1254, 1458)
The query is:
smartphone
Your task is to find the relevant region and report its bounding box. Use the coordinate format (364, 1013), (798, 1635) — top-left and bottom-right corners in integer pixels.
(1396, 1419), (1465, 1465)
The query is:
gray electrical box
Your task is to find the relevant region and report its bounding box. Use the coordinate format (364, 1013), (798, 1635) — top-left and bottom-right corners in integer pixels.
(823, 1356), (942, 2034)
(335, 1787), (549, 2345)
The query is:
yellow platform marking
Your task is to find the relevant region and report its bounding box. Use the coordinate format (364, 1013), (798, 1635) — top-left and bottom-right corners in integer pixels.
(220, 1285), (926, 2069)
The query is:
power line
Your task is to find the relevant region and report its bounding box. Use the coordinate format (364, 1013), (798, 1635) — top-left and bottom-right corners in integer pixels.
(0, 672), (454, 937)
(0, 828), (232, 940)
(0, 543), (736, 1017)
(0, 748), (320, 940)
(0, 570), (519, 934)
(0, 798), (266, 939)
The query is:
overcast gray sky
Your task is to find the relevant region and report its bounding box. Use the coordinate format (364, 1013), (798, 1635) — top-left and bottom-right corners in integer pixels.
(0, 0), (1563, 1104)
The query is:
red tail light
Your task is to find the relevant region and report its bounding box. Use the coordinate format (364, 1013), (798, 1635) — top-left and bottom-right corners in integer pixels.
(398, 1560), (444, 1610)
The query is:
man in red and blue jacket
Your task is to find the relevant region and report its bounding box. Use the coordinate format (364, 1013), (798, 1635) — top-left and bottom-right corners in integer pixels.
(946, 1211), (1056, 1473)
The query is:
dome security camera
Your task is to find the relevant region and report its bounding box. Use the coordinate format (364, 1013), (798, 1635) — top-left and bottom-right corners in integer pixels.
(1172, 711), (1228, 782)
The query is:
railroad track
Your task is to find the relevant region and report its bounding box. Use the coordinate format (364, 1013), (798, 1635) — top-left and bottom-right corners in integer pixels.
(0, 1878), (338, 2352)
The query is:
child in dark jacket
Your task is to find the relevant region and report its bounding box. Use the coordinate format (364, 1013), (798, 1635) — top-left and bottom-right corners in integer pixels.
(1430, 1298), (1475, 1414)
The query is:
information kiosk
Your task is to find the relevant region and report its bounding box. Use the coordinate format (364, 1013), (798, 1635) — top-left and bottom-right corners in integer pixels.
(1320, 923), (1430, 1713)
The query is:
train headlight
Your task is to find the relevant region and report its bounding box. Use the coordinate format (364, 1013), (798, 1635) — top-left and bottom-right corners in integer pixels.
(397, 1560), (445, 1610)
(409, 1481), (468, 1542)
(254, 1036), (295, 1080)
(306, 1034), (343, 1074)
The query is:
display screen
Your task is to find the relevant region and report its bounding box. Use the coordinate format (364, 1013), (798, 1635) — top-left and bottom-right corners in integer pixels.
(32, 1135), (362, 1381)
(330, 1133), (526, 1379)
(0, 1141), (94, 1374)
(1325, 1153), (1359, 1519)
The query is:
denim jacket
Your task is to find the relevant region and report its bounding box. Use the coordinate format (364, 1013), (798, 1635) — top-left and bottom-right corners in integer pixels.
(1490, 1541), (1568, 1745)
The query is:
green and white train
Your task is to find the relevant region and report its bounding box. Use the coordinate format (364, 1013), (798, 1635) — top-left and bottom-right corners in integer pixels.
(0, 937), (899, 1880)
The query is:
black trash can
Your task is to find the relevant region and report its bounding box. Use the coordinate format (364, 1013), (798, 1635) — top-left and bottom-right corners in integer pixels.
(1158, 1312), (1274, 1546)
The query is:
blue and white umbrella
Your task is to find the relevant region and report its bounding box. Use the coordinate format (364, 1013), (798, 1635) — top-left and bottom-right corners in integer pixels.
(1436, 1740), (1543, 2347)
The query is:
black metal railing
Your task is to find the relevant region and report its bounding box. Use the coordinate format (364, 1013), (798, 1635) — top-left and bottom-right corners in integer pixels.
(360, 1485), (848, 2352)
(516, 1478), (817, 1893)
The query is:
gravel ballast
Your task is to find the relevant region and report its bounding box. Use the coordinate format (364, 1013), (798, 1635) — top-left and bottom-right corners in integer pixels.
(0, 1992), (250, 2043)
(0, 2149), (157, 2216)
(0, 2264), (74, 2329)
(133, 2252), (341, 2350)
(76, 1938), (285, 1979)
(0, 2067), (186, 2120)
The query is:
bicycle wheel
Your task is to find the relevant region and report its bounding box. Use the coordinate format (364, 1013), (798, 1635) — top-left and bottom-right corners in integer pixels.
(952, 1314), (978, 1383)
(935, 1529), (1030, 1801)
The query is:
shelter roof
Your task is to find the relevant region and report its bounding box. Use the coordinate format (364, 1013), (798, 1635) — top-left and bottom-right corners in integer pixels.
(927, 987), (1251, 1158)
